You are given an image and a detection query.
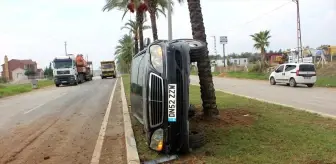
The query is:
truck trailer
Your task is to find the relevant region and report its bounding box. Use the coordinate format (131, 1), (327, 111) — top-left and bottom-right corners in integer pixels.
(53, 54), (93, 87)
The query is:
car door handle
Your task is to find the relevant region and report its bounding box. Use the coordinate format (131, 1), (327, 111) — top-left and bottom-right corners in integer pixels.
(282, 73), (285, 75)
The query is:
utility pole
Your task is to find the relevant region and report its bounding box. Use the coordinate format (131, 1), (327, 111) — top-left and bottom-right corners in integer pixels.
(167, 0), (172, 41)
(293, 0), (303, 63)
(211, 36), (217, 59)
(220, 36), (228, 67)
(64, 41), (68, 56)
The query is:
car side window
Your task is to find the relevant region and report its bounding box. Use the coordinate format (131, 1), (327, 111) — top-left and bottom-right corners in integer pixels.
(285, 65), (296, 72)
(131, 55), (142, 84)
(137, 53), (146, 86)
(276, 65), (284, 72)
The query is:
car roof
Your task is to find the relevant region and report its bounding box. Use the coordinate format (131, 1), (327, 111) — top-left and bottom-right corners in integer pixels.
(283, 63), (315, 66)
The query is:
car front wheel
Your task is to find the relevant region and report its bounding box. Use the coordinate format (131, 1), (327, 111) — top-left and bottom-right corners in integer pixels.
(270, 77), (276, 85)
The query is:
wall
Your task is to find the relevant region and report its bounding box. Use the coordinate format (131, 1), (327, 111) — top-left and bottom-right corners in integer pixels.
(229, 58), (249, 66)
(12, 68), (28, 82)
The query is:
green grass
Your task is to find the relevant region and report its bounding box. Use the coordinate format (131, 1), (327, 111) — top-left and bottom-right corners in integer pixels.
(315, 76), (336, 87)
(0, 80), (54, 98)
(226, 71), (270, 80)
(122, 74), (336, 163)
(225, 71), (336, 87)
(191, 70), (221, 76)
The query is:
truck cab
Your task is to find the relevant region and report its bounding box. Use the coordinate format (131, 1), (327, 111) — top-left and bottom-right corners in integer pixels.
(53, 56), (78, 87)
(100, 61), (116, 79)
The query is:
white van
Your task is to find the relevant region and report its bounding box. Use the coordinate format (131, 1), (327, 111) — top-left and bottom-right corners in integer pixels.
(269, 63), (317, 87)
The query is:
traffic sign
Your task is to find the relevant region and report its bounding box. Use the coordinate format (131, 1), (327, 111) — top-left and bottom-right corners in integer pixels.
(220, 36), (227, 44)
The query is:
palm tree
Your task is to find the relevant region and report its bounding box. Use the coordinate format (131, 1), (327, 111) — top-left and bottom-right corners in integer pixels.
(121, 19), (151, 54)
(250, 30), (271, 67)
(187, 0), (218, 117)
(115, 34), (134, 72)
(103, 0), (147, 51)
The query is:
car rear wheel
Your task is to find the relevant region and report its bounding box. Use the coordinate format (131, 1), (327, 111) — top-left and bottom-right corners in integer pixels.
(270, 77), (276, 85)
(289, 78), (297, 87)
(307, 84), (314, 88)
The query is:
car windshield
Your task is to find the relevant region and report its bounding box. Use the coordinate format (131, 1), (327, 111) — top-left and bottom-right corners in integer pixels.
(101, 63), (113, 69)
(54, 60), (73, 69)
(299, 64), (315, 71)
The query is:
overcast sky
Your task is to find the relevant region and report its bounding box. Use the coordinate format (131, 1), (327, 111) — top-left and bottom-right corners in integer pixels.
(0, 0), (335, 70)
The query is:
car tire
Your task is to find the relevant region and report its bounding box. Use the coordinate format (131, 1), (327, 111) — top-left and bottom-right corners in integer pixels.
(175, 39), (207, 62)
(189, 130), (205, 149)
(188, 104), (196, 118)
(289, 78), (297, 87)
(307, 84), (314, 88)
(190, 47), (207, 63)
(55, 84), (60, 87)
(270, 77), (276, 85)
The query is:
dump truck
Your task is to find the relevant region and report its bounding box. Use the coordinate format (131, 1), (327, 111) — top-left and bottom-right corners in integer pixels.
(53, 54), (93, 87)
(100, 61), (116, 79)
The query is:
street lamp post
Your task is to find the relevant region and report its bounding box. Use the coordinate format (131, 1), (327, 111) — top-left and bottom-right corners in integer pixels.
(64, 41), (68, 56)
(167, 0), (172, 41)
(292, 0), (303, 63)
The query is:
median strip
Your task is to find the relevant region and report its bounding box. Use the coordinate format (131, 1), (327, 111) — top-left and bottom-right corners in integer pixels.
(122, 74), (336, 163)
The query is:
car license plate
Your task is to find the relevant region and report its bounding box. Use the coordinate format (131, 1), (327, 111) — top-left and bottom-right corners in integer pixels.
(61, 81), (67, 83)
(168, 84), (177, 122)
(304, 77), (311, 79)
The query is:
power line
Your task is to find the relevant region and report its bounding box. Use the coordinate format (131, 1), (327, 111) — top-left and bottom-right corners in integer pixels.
(226, 1), (292, 32)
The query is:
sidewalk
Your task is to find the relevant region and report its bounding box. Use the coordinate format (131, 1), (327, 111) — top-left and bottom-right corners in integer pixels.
(98, 78), (140, 164)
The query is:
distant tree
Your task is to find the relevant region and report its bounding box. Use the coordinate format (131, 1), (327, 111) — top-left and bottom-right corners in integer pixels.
(44, 66), (48, 76)
(24, 70), (36, 79)
(250, 30), (271, 71)
(48, 62), (53, 77)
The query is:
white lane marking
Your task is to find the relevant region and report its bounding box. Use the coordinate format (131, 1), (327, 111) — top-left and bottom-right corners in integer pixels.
(23, 92), (68, 114)
(90, 78), (118, 164)
(191, 83), (336, 119)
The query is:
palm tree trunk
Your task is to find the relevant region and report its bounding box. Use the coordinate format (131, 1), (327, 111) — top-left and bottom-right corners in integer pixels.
(134, 37), (139, 55)
(148, 2), (158, 40)
(187, 0), (219, 117)
(136, 11), (144, 50)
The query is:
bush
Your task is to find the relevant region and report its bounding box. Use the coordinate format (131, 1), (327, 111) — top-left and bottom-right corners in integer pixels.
(0, 77), (7, 83)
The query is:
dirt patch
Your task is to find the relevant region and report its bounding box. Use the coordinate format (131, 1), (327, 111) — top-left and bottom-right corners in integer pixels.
(190, 107), (255, 129)
(99, 81), (127, 164)
(217, 72), (226, 77)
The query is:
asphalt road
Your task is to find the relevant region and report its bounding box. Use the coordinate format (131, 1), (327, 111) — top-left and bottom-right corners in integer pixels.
(0, 77), (126, 164)
(190, 75), (336, 117)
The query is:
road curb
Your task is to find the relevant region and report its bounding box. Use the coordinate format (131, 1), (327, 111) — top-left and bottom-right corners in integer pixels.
(190, 83), (336, 119)
(120, 77), (141, 164)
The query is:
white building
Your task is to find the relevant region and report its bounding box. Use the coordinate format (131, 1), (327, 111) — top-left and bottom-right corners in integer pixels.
(229, 58), (248, 66)
(11, 68), (28, 82)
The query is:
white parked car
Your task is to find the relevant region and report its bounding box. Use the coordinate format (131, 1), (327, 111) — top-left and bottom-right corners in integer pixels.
(269, 63), (317, 87)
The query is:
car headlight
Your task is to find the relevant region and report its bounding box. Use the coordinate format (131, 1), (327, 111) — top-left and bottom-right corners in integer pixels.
(149, 128), (164, 151)
(149, 45), (163, 73)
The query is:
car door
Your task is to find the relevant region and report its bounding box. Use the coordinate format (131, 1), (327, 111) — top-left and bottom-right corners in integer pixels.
(274, 64), (285, 82)
(284, 64), (296, 83)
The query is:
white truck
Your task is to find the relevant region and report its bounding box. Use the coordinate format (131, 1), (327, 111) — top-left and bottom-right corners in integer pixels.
(52, 55), (93, 87)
